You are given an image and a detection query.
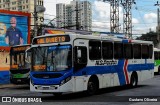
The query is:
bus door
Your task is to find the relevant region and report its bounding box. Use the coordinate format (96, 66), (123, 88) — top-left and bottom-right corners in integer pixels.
(73, 39), (88, 92)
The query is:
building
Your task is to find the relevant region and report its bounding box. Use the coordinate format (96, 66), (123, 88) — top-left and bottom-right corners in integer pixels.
(56, 0), (92, 31)
(0, 0), (44, 30)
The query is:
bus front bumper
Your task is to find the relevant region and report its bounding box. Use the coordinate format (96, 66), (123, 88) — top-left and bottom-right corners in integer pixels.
(30, 79), (73, 93)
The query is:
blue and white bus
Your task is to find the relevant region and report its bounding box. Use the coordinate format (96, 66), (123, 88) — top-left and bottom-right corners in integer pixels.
(28, 30), (154, 96)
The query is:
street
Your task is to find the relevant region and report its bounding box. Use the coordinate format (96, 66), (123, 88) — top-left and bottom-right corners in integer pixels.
(0, 75), (160, 105)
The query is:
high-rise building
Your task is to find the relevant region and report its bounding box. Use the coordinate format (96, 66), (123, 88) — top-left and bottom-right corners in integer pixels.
(0, 0), (44, 29)
(56, 0), (92, 31)
(56, 3), (66, 28)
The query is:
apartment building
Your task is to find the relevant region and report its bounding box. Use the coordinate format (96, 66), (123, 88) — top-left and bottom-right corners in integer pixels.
(56, 0), (92, 31)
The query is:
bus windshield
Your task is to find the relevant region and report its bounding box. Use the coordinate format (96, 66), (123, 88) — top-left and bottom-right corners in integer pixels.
(32, 45), (72, 72)
(11, 51), (31, 70)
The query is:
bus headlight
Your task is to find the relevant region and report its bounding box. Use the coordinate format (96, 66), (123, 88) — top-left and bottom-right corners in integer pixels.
(61, 80), (65, 85)
(60, 76), (71, 86)
(31, 79), (34, 85)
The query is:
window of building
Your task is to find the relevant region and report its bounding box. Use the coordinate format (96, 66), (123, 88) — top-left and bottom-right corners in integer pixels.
(133, 44), (141, 59)
(89, 40), (101, 60)
(23, 6), (25, 9)
(26, 0), (28, 3)
(102, 42), (113, 59)
(142, 45), (149, 59)
(114, 42), (123, 59)
(124, 43), (133, 59)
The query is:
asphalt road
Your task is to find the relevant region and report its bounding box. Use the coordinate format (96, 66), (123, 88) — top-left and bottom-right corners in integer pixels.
(1, 75), (160, 105)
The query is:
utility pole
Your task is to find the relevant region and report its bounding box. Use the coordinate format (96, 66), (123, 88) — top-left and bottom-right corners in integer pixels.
(75, 1), (80, 30)
(34, 0), (38, 37)
(155, 1), (160, 44)
(158, 8), (160, 43)
(101, 0), (120, 33)
(110, 0), (120, 33)
(121, 0), (135, 39)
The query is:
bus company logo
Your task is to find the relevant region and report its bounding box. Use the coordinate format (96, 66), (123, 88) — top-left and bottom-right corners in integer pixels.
(2, 97), (11, 102)
(95, 60), (118, 66)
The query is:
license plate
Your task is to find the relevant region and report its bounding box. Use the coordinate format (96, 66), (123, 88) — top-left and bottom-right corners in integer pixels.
(42, 87), (49, 90)
(17, 79), (21, 82)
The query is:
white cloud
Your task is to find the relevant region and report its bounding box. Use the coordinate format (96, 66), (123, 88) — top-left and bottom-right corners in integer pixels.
(144, 13), (157, 20)
(144, 13), (157, 22)
(94, 1), (110, 20)
(92, 1), (123, 32)
(92, 1), (110, 31)
(132, 18), (139, 24)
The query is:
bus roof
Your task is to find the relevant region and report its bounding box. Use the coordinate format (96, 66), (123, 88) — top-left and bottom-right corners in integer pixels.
(33, 29), (153, 45)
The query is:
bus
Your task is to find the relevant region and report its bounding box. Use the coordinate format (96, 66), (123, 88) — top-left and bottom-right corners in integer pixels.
(28, 30), (154, 95)
(154, 48), (160, 74)
(10, 44), (31, 84)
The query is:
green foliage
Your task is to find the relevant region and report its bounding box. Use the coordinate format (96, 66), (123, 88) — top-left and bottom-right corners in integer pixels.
(136, 31), (158, 46)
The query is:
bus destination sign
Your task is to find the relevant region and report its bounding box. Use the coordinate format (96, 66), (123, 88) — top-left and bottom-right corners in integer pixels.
(12, 46), (30, 52)
(34, 35), (70, 44)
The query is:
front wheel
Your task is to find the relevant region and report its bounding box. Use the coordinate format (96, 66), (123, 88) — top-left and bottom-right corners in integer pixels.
(87, 79), (98, 95)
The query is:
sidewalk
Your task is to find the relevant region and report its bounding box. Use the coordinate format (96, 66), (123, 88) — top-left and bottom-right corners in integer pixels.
(0, 84), (15, 89)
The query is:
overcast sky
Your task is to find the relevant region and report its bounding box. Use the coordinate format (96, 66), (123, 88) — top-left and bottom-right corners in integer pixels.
(44, 0), (158, 37)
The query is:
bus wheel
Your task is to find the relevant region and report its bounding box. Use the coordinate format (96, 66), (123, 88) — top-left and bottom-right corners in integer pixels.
(87, 78), (98, 95)
(53, 93), (62, 97)
(130, 73), (138, 87)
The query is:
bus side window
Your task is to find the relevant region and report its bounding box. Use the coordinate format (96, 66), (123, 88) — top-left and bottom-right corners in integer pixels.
(114, 42), (123, 59)
(142, 45), (149, 59)
(133, 44), (141, 59)
(149, 45), (153, 59)
(124, 43), (133, 59)
(89, 40), (101, 60)
(102, 42), (113, 59)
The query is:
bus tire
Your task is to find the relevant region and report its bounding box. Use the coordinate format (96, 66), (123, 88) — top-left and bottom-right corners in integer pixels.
(130, 72), (138, 87)
(87, 76), (99, 95)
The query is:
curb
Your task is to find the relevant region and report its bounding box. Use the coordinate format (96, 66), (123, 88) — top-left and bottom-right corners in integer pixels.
(0, 84), (15, 89)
